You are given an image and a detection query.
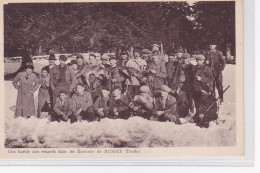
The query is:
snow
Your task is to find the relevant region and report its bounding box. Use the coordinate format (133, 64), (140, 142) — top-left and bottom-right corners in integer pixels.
(4, 64), (236, 148)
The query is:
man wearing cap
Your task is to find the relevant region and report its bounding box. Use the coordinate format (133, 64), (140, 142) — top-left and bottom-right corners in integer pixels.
(125, 48), (147, 96)
(50, 55), (77, 104)
(141, 49), (152, 63)
(12, 65), (40, 118)
(152, 43), (166, 62)
(205, 44), (226, 102)
(193, 54), (217, 128)
(165, 51), (185, 89)
(144, 50), (166, 92)
(107, 57), (125, 90)
(151, 85), (180, 123)
(130, 85), (153, 119)
(118, 50), (129, 68)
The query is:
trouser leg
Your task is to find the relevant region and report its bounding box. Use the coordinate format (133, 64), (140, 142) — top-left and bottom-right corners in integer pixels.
(215, 73), (223, 101)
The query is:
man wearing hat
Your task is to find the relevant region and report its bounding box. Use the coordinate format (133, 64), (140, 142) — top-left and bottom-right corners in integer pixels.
(125, 48), (147, 96)
(12, 64), (40, 118)
(141, 49), (152, 63)
(44, 54), (57, 72)
(192, 54), (217, 128)
(50, 55), (77, 104)
(205, 44), (226, 102)
(144, 50), (166, 92)
(118, 50), (129, 68)
(151, 85), (180, 123)
(130, 85), (153, 119)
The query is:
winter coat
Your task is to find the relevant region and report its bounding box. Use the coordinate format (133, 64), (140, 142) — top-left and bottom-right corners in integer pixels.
(38, 74), (51, 113)
(145, 61), (166, 90)
(71, 91), (93, 112)
(53, 97), (76, 116)
(12, 72), (40, 117)
(50, 65), (77, 91)
(205, 50), (226, 76)
(193, 65), (214, 93)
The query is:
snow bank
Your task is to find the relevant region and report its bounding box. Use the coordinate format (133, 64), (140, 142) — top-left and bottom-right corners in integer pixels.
(4, 65), (236, 148)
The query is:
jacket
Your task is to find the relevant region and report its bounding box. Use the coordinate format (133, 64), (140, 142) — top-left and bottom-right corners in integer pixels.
(50, 65), (77, 91)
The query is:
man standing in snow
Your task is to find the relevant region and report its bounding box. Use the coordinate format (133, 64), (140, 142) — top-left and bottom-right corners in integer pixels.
(50, 55), (77, 104)
(205, 44), (226, 102)
(192, 54), (217, 128)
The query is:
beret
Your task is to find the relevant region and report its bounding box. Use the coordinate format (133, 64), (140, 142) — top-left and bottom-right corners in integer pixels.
(160, 85), (171, 93)
(133, 48), (142, 54)
(175, 48), (184, 53)
(181, 53), (191, 59)
(120, 50), (128, 55)
(140, 86), (151, 93)
(142, 49), (151, 54)
(195, 54), (206, 60)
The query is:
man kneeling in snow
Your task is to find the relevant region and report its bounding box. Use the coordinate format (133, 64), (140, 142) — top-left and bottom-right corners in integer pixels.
(151, 85), (180, 124)
(72, 83), (95, 122)
(109, 86), (130, 119)
(130, 85), (153, 119)
(93, 88), (110, 120)
(53, 90), (76, 122)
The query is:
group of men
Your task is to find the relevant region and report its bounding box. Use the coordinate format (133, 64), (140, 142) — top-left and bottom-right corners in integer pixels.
(12, 43), (226, 128)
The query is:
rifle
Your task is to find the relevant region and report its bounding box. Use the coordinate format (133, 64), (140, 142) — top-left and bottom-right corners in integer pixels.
(204, 85), (230, 113)
(197, 85), (230, 127)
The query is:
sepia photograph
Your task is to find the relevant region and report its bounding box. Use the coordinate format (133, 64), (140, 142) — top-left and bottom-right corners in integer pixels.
(2, 0), (241, 151)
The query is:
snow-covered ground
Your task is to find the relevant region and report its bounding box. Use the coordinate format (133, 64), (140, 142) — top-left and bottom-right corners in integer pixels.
(4, 63), (236, 148)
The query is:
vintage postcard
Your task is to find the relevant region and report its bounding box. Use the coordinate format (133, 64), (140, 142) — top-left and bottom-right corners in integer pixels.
(0, 0), (244, 162)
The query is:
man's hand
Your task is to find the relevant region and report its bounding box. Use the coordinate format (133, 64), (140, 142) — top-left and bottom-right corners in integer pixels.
(139, 96), (148, 103)
(77, 116), (82, 122)
(201, 90), (208, 95)
(199, 114), (204, 120)
(196, 76), (201, 81)
(156, 111), (164, 116)
(98, 108), (104, 112)
(150, 70), (156, 74)
(112, 79), (117, 83)
(134, 106), (139, 111)
(113, 107), (118, 116)
(62, 113), (68, 121)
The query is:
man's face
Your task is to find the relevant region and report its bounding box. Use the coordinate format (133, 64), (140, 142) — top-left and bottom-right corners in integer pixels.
(196, 59), (204, 65)
(110, 59), (117, 67)
(142, 54), (149, 61)
(41, 70), (48, 78)
(161, 91), (168, 99)
(134, 52), (140, 58)
(59, 93), (67, 101)
(72, 64), (78, 70)
(176, 53), (183, 59)
(168, 56), (176, 62)
(101, 90), (109, 98)
(77, 58), (84, 66)
(152, 46), (159, 51)
(183, 58), (190, 65)
(210, 45), (217, 50)
(152, 55), (159, 62)
(25, 68), (33, 75)
(121, 55), (128, 60)
(89, 56), (96, 65)
(76, 85), (85, 95)
(89, 74), (96, 83)
(59, 59), (66, 66)
(113, 89), (120, 99)
(49, 60), (55, 66)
